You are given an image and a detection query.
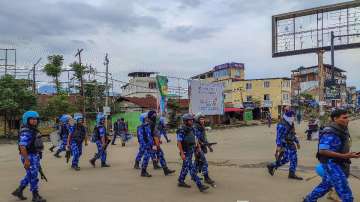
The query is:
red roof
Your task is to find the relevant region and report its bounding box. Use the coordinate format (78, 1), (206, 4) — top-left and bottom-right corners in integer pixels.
(119, 96), (157, 109)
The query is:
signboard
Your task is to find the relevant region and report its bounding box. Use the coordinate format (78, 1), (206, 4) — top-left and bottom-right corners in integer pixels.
(214, 62), (244, 71)
(189, 80), (224, 115)
(103, 106), (111, 115)
(325, 85), (341, 100)
(263, 100), (273, 108)
(243, 101), (256, 109)
(272, 1), (360, 57)
(156, 75), (169, 96)
(156, 75), (169, 115)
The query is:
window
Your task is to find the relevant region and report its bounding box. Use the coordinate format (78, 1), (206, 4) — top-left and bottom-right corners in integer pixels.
(235, 69), (241, 77)
(264, 81), (270, 88)
(246, 83), (252, 90)
(264, 94), (271, 100)
(246, 96), (252, 102)
(213, 69), (229, 78)
(283, 93), (289, 101)
(148, 82), (157, 89)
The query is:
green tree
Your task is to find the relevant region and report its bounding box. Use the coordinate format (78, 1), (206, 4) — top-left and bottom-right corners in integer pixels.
(39, 94), (77, 119)
(84, 80), (106, 113)
(70, 62), (87, 95)
(167, 99), (181, 128)
(44, 55), (64, 93)
(0, 75), (36, 136)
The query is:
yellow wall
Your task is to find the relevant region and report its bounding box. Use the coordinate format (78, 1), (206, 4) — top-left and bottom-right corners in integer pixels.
(232, 79), (291, 119)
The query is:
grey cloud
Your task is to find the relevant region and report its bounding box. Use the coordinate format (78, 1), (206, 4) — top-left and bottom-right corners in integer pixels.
(164, 25), (218, 42)
(0, 0), (161, 44)
(178, 0), (202, 9)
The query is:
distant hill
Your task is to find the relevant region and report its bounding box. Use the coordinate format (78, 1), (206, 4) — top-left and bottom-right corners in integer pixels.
(38, 85), (56, 94)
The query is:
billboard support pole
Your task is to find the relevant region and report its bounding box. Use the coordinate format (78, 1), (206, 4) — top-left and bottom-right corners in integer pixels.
(318, 49), (325, 116)
(331, 31), (335, 81)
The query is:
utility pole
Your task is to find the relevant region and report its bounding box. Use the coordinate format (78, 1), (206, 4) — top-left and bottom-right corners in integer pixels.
(5, 49), (7, 74)
(75, 49), (86, 120)
(104, 53), (110, 130)
(318, 49), (325, 116)
(32, 58), (42, 94)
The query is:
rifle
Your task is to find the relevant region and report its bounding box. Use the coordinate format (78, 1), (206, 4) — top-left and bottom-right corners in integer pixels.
(39, 165), (48, 182)
(201, 142), (217, 153)
(275, 148), (284, 165)
(65, 149), (71, 163)
(95, 138), (111, 159)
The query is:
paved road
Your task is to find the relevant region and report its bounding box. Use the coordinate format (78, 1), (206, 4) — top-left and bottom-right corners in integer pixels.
(1, 120), (360, 202)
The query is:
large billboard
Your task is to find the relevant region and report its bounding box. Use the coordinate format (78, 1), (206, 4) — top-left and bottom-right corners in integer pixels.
(189, 80), (224, 115)
(272, 1), (360, 57)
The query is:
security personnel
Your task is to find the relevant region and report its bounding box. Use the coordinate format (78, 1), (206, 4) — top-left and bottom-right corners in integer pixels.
(54, 114), (72, 158)
(267, 108), (303, 180)
(149, 112), (175, 176)
(89, 113), (111, 168)
(111, 118), (126, 146)
(157, 116), (170, 143)
(134, 112), (161, 170)
(304, 109), (360, 202)
(12, 111), (46, 202)
(177, 113), (209, 192)
(194, 113), (215, 185)
(49, 116), (61, 152)
(67, 114), (87, 171)
(137, 112), (154, 177)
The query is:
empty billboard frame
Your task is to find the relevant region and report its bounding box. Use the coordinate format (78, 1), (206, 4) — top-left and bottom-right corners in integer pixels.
(272, 1), (360, 57)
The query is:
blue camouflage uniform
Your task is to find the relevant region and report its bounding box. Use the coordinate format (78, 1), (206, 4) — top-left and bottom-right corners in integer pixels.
(56, 123), (70, 154)
(157, 117), (170, 142)
(194, 123), (209, 176)
(112, 120), (126, 144)
(18, 126), (42, 193)
(135, 113), (157, 164)
(137, 123), (154, 169)
(270, 120), (299, 172)
(69, 124), (86, 168)
(304, 125), (353, 202)
(94, 125), (108, 164)
(177, 126), (202, 187)
(152, 128), (168, 168)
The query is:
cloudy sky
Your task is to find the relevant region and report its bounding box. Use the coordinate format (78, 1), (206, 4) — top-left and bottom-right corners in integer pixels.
(0, 0), (359, 89)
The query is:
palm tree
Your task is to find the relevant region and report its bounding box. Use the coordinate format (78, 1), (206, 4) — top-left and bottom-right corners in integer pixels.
(44, 55), (63, 94)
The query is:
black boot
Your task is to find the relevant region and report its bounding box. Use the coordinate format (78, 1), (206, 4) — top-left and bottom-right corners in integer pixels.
(163, 167), (175, 176)
(178, 181), (191, 188)
(32, 191), (46, 202)
(89, 158), (96, 167)
(134, 161), (140, 169)
(204, 175), (215, 185)
(53, 150), (61, 158)
(101, 163), (111, 167)
(12, 186), (27, 200)
(288, 171), (303, 180)
(267, 164), (275, 176)
(49, 146), (55, 152)
(72, 165), (81, 171)
(141, 169), (152, 177)
(198, 184), (209, 192)
(153, 161), (161, 170)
